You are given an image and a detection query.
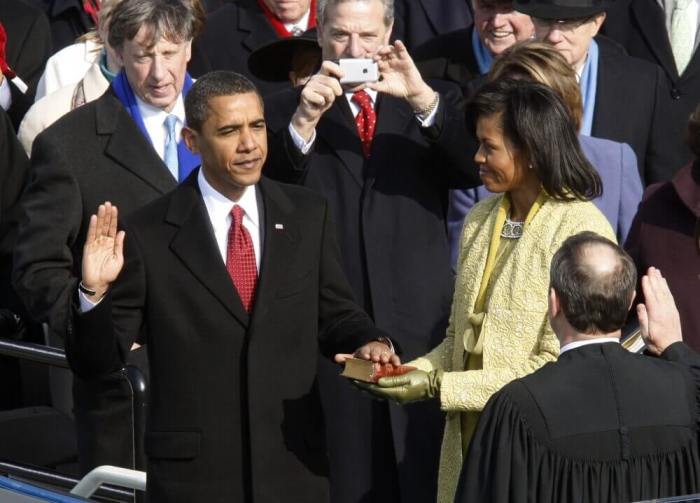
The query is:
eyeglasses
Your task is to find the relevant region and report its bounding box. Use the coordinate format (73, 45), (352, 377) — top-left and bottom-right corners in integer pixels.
(532, 16), (596, 31)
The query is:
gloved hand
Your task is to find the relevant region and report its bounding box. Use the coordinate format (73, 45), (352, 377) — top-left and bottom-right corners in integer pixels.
(354, 369), (442, 404)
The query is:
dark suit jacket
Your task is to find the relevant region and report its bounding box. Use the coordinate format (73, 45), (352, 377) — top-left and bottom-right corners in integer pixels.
(0, 108), (29, 316)
(625, 161), (700, 352)
(13, 88), (176, 338)
(593, 36), (666, 184)
(66, 173), (385, 503)
(413, 26), (480, 97)
(264, 83), (479, 502)
(393, 0), (472, 51)
(458, 342), (700, 502)
(12, 88), (176, 472)
(603, 0), (700, 183)
(0, 0), (52, 129)
(189, 0), (289, 96)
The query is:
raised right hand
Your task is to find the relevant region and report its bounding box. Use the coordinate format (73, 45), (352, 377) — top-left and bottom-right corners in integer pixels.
(81, 202), (125, 300)
(290, 60), (344, 142)
(637, 267), (682, 355)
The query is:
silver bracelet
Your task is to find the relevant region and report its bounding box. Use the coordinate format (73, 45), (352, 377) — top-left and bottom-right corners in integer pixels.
(413, 92), (439, 119)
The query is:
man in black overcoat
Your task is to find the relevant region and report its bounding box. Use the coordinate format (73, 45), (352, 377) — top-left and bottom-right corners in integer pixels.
(604, 0), (700, 183)
(263, 0), (481, 501)
(513, 0), (667, 185)
(12, 0), (200, 473)
(68, 70), (393, 503)
(457, 232), (700, 502)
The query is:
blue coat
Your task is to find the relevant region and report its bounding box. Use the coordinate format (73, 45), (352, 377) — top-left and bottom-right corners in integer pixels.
(448, 135), (643, 265)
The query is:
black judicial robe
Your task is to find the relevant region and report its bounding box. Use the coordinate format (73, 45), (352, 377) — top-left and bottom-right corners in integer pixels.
(456, 342), (700, 503)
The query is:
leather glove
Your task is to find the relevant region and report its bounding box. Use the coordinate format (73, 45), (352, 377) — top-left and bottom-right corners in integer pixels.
(354, 369), (443, 404)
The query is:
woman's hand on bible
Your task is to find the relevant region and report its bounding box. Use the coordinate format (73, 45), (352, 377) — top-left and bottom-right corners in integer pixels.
(81, 202), (125, 300)
(355, 369), (442, 404)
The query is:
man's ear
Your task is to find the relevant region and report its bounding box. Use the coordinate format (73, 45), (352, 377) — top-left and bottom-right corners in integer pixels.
(549, 287), (561, 319)
(182, 126), (199, 154)
(591, 12), (606, 36)
(627, 290), (637, 311)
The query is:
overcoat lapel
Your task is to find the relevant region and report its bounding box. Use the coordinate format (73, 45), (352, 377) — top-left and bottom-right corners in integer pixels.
(364, 94), (413, 188)
(96, 92), (177, 195)
(250, 178), (299, 324)
(238, 0), (280, 53)
(630, 0), (679, 79)
(316, 98), (365, 187)
(166, 173), (250, 327)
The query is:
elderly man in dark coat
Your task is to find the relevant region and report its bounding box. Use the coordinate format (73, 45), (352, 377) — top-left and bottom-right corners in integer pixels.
(457, 233), (700, 503)
(13, 0), (200, 473)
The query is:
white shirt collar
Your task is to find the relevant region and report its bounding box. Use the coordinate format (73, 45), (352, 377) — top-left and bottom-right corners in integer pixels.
(198, 168), (259, 231)
(283, 8), (311, 34)
(559, 337), (620, 355)
(135, 93), (186, 127)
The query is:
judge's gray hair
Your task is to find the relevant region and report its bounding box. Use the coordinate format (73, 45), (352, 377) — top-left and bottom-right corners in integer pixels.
(317, 0), (394, 27)
(108, 0), (200, 50)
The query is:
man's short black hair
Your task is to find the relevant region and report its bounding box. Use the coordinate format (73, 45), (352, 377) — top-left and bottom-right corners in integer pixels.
(550, 232), (637, 334)
(185, 71), (262, 131)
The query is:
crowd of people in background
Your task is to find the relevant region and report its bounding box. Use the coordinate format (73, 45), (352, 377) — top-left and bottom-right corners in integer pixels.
(0, 0), (699, 501)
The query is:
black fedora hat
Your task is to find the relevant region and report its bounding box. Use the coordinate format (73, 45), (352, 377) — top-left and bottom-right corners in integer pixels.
(247, 29), (321, 82)
(514, 0), (611, 20)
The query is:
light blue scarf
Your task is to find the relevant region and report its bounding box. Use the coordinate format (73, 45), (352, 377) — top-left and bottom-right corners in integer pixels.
(112, 70), (200, 182)
(579, 39), (599, 136)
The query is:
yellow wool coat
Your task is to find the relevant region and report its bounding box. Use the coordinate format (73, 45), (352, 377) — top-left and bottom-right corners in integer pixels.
(409, 194), (616, 503)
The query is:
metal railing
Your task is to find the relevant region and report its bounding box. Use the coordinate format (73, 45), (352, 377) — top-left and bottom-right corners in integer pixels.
(0, 337), (147, 501)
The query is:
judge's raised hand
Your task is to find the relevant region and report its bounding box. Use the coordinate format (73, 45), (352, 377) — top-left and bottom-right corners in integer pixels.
(291, 60), (344, 142)
(367, 40), (436, 113)
(81, 202), (125, 301)
(637, 267), (682, 356)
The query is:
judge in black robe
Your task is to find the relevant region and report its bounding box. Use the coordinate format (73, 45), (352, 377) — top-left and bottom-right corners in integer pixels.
(457, 234), (700, 503)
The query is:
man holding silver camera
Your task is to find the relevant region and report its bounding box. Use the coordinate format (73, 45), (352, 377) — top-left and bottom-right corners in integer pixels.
(264, 1), (479, 501)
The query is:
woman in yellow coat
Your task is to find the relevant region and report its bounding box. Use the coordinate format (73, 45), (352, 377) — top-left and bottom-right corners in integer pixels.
(360, 79), (616, 503)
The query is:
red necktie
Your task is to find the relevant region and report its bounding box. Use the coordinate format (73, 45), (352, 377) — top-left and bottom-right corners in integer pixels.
(226, 205), (258, 313)
(352, 90), (376, 158)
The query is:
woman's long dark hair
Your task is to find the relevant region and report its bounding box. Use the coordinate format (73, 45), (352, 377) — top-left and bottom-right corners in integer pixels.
(465, 79), (602, 201)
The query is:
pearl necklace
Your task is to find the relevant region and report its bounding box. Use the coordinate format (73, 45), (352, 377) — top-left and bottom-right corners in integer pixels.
(501, 216), (524, 239)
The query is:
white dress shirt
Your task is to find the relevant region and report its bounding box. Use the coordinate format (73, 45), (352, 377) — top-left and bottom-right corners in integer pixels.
(559, 337), (620, 355)
(288, 87), (440, 154)
(0, 77), (11, 111)
(284, 9), (311, 35)
(198, 168), (262, 271)
(79, 169), (262, 312)
(135, 94), (186, 169)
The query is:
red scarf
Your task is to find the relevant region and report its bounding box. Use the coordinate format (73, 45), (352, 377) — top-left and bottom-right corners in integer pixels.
(0, 23), (16, 79)
(83, 0), (100, 26)
(257, 0), (316, 38)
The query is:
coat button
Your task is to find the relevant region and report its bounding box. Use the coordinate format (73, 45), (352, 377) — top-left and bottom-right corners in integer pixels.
(671, 88), (681, 100)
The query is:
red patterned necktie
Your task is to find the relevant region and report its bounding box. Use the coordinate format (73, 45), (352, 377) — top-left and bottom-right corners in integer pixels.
(352, 90), (376, 158)
(226, 205), (258, 313)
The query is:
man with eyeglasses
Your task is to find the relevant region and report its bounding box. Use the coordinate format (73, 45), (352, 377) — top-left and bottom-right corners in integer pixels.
(514, 0), (667, 185)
